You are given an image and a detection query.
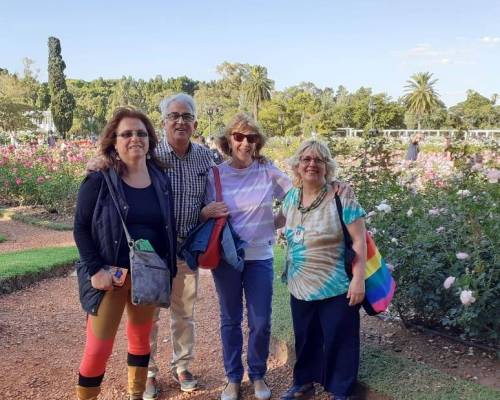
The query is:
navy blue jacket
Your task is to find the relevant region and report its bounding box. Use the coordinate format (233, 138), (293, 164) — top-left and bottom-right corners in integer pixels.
(178, 218), (246, 272)
(74, 163), (177, 315)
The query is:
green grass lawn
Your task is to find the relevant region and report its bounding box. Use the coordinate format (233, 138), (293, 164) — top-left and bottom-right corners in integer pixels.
(0, 246), (79, 279)
(271, 246), (500, 400)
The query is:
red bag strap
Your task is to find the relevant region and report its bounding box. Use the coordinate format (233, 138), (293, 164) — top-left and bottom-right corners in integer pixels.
(212, 166), (222, 202)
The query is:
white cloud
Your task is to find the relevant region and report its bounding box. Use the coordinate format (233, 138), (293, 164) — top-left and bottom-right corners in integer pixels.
(397, 43), (476, 66)
(480, 36), (500, 45)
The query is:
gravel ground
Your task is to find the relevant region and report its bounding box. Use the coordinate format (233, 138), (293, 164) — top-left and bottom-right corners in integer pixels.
(0, 270), (336, 400)
(0, 219), (74, 252)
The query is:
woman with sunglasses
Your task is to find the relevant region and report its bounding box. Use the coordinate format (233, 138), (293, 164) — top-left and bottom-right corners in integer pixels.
(73, 107), (176, 400)
(202, 113), (292, 400)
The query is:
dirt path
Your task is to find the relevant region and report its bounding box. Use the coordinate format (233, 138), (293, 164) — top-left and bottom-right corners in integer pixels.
(0, 270), (341, 400)
(0, 219), (74, 252)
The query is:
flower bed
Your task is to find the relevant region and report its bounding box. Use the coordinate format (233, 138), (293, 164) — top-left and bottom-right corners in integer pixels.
(0, 141), (95, 212)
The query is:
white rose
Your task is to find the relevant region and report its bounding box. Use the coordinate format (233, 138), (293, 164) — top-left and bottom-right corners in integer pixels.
(376, 203), (392, 213)
(443, 276), (456, 289)
(457, 189), (471, 197)
(460, 290), (476, 306)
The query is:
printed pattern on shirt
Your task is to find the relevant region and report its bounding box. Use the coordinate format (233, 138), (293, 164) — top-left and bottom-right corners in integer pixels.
(156, 139), (214, 238)
(282, 186), (366, 301)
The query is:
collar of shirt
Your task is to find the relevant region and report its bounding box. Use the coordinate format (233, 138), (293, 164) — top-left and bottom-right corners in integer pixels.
(162, 139), (193, 160)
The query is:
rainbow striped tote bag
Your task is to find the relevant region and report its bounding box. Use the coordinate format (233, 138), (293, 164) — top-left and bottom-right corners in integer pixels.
(335, 195), (396, 315)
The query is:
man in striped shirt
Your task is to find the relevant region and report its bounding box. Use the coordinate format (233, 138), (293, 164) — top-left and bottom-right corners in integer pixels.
(144, 93), (227, 399)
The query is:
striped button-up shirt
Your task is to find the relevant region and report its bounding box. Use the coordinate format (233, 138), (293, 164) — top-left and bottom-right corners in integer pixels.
(156, 139), (214, 239)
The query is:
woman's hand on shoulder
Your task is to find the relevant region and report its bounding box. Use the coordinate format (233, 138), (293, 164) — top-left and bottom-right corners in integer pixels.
(200, 201), (229, 221)
(347, 275), (365, 306)
(332, 180), (351, 196)
(91, 268), (113, 290)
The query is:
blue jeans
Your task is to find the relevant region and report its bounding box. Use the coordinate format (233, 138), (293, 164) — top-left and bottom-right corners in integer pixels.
(212, 258), (273, 383)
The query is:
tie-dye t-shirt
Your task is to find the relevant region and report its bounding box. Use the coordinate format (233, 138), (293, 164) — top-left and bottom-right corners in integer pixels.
(282, 186), (365, 301)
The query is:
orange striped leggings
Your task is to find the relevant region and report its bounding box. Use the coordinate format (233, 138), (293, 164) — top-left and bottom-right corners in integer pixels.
(78, 275), (155, 391)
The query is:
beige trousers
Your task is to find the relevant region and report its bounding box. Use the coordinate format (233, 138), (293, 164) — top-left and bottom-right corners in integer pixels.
(148, 258), (199, 377)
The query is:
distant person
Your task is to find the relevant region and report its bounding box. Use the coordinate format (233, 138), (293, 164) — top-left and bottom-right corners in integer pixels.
(47, 132), (56, 148)
(406, 133), (422, 161)
(207, 136), (224, 165)
(73, 107), (176, 400)
(444, 136), (452, 161)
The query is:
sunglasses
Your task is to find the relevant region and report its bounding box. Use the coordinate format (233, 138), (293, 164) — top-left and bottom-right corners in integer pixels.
(166, 112), (196, 122)
(115, 130), (149, 139)
(231, 132), (259, 144)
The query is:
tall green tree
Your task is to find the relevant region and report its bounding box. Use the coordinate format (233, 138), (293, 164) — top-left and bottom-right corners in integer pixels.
(403, 72), (440, 130)
(48, 36), (75, 138)
(0, 71), (36, 144)
(449, 90), (499, 128)
(243, 65), (273, 121)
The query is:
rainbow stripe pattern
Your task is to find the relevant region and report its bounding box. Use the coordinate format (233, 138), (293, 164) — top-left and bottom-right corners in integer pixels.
(363, 232), (396, 315)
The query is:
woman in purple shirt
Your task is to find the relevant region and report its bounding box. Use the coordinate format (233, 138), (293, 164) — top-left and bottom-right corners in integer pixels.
(202, 113), (292, 400)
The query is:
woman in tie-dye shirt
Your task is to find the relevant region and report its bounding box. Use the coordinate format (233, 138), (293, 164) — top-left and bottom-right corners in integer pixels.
(279, 140), (366, 400)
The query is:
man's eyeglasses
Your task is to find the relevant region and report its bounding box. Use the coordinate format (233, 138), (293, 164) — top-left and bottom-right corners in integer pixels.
(299, 156), (326, 165)
(166, 112), (196, 123)
(115, 130), (149, 139)
(231, 132), (259, 144)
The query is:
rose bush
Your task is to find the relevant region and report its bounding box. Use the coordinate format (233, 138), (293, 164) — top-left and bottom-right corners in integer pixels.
(0, 141), (95, 212)
(339, 135), (499, 344)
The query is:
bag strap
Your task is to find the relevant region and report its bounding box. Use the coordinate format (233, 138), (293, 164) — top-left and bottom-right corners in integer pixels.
(212, 166), (222, 202)
(102, 171), (134, 249)
(334, 194), (353, 249)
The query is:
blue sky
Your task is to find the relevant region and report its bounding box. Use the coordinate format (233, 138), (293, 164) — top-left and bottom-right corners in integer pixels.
(1, 0), (499, 107)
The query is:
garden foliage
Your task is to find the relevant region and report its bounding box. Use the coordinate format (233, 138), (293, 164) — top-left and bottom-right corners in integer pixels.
(0, 141), (93, 212)
(338, 134), (499, 344)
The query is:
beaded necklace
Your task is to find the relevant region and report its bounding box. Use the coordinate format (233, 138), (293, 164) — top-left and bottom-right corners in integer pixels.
(298, 184), (328, 214)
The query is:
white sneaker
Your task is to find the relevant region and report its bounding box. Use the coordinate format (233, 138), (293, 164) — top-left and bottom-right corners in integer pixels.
(253, 379), (271, 400)
(221, 382), (241, 400)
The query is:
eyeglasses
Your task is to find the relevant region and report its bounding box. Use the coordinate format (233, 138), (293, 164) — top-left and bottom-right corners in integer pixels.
(231, 132), (259, 144)
(115, 130), (149, 139)
(299, 156), (326, 165)
(166, 112), (196, 122)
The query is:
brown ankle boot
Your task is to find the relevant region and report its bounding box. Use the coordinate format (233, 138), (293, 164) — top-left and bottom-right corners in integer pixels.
(128, 365), (148, 398)
(76, 385), (100, 400)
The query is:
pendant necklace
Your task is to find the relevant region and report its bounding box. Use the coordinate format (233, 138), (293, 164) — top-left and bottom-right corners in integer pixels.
(293, 184), (328, 244)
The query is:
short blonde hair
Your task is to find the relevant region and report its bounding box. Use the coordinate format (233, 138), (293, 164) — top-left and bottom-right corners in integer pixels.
(288, 139), (337, 187)
(217, 113), (267, 163)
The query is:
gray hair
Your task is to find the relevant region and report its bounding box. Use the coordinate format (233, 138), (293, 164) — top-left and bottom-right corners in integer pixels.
(159, 93), (197, 120)
(288, 139), (337, 186)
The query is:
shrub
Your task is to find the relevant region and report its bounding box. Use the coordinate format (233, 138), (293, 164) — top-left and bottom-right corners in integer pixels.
(0, 141), (94, 212)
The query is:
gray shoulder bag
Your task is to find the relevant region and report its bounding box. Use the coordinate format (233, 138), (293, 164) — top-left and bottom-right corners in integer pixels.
(103, 172), (171, 308)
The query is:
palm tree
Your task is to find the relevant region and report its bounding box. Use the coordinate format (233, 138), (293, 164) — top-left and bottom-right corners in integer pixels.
(243, 65), (273, 121)
(403, 72), (440, 129)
